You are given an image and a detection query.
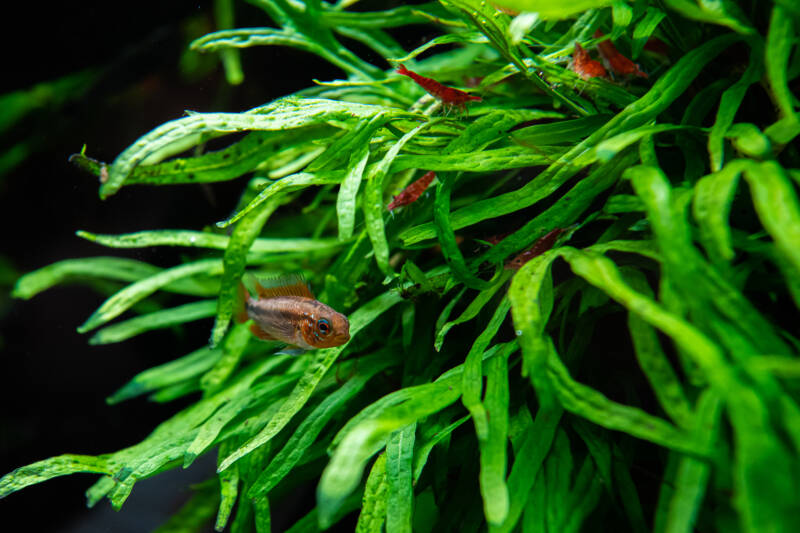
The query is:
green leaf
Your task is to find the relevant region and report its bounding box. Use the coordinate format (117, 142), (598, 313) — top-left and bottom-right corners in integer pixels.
(364, 120), (433, 276)
(544, 337), (699, 454)
(707, 43), (763, 171)
(725, 123), (772, 159)
(692, 160), (745, 262)
(491, 406), (563, 533)
(435, 270), (509, 351)
(318, 370), (467, 527)
(0, 455), (112, 498)
(210, 199), (279, 347)
(218, 290), (402, 472)
(356, 453), (389, 533)
(335, 116), (385, 240)
(182, 358), (296, 467)
(102, 98), (409, 198)
(625, 271), (693, 428)
(215, 442), (240, 531)
(509, 249), (561, 396)
(631, 8), (666, 58)
(71, 131), (302, 187)
(107, 346), (220, 404)
(401, 34), (739, 243)
(77, 259), (223, 333)
(412, 415), (470, 484)
(742, 161), (800, 275)
(152, 480), (219, 533)
(462, 299), (513, 441)
(611, 441), (648, 533)
(662, 390), (721, 533)
(318, 383), (461, 527)
(562, 247), (735, 391)
(214, 0), (244, 85)
(628, 164), (791, 356)
(434, 172), (494, 290)
(612, 1), (633, 29)
(478, 349), (511, 525)
(510, 115), (611, 146)
(595, 124), (693, 162)
(490, 1), (615, 20)
(247, 352), (394, 496)
(390, 32), (489, 62)
(77, 229), (345, 254)
(13, 257), (215, 300)
(393, 145), (554, 174)
(385, 424), (416, 533)
(662, 0), (754, 34)
(765, 6), (800, 137)
(201, 322), (252, 392)
(89, 300), (217, 345)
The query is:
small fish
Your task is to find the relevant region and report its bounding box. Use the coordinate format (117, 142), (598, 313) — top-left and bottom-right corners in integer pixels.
(594, 30), (648, 79)
(571, 42), (607, 80)
(396, 64), (482, 113)
(235, 274), (350, 349)
(504, 228), (567, 270)
(388, 170), (436, 211)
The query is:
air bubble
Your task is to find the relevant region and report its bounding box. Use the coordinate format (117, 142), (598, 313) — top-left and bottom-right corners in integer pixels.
(515, 330), (522, 336)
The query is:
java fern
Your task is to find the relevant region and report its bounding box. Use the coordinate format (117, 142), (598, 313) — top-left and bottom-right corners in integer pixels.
(3, 0), (800, 532)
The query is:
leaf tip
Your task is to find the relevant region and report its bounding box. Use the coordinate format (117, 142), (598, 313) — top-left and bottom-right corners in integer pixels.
(183, 453), (196, 468)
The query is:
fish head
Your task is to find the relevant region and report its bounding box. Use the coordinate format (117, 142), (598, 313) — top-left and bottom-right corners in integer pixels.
(300, 305), (350, 348)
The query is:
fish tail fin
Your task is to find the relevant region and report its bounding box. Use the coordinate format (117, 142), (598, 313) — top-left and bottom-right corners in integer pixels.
(396, 64), (411, 76)
(234, 280), (250, 323)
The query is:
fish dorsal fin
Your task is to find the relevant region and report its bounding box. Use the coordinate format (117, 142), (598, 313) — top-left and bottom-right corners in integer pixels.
(253, 273), (315, 299)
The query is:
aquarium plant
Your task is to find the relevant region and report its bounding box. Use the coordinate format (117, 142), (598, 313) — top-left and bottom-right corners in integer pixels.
(3, 0), (800, 531)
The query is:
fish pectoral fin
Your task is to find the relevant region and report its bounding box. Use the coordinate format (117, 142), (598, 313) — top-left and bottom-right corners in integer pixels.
(275, 347), (307, 356)
(249, 323), (277, 341)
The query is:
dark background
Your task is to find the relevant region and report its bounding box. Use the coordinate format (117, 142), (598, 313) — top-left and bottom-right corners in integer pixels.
(0, 1), (401, 531)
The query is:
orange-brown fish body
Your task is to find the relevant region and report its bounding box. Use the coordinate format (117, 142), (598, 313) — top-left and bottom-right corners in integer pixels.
(236, 276), (350, 349)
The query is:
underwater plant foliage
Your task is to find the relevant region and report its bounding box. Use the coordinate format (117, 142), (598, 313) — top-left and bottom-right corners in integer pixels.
(3, 0), (800, 531)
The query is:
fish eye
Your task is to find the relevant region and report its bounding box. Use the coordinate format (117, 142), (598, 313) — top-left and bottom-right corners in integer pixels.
(317, 319), (330, 335)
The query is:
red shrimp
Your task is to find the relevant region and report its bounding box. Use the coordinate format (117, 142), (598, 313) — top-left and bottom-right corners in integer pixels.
(388, 170), (436, 211)
(594, 30), (648, 79)
(571, 42), (607, 80)
(491, 3), (519, 15)
(643, 37), (669, 56)
(482, 233), (510, 246)
(504, 228), (567, 270)
(396, 64), (482, 113)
